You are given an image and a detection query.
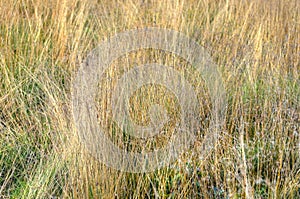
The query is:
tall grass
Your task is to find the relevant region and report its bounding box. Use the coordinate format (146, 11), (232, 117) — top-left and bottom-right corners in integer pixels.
(0, 0), (299, 198)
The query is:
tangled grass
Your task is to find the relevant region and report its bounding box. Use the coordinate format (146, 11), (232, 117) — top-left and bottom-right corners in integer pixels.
(0, 0), (299, 198)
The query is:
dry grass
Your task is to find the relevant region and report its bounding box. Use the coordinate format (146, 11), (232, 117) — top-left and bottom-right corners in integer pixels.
(0, 0), (299, 198)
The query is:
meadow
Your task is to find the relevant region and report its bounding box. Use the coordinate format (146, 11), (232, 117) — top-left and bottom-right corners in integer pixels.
(0, 0), (299, 198)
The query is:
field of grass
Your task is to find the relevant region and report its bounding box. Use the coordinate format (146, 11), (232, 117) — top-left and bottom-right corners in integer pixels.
(0, 0), (299, 198)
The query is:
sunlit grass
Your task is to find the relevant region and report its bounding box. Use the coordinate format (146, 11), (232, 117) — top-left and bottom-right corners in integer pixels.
(0, 0), (299, 198)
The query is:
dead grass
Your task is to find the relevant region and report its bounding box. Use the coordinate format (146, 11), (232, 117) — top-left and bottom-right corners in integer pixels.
(0, 0), (299, 198)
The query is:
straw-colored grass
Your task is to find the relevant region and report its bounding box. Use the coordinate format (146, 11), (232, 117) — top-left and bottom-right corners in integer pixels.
(0, 0), (299, 198)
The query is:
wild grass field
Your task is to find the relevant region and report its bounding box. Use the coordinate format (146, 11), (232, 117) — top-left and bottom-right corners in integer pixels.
(0, 0), (299, 198)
